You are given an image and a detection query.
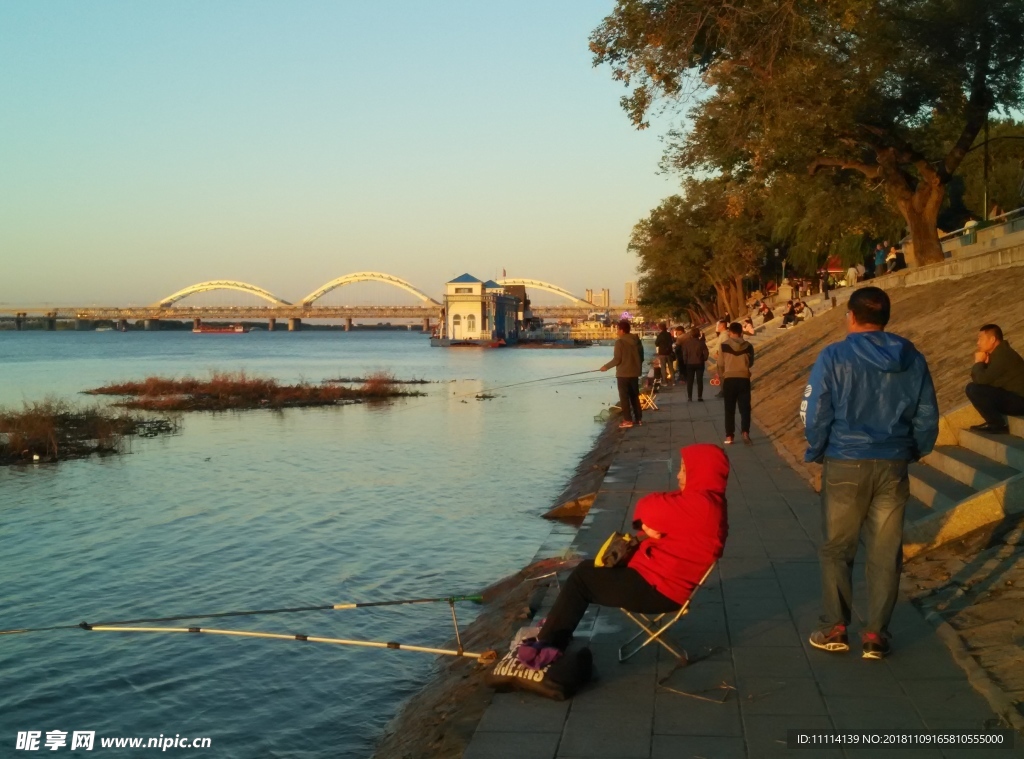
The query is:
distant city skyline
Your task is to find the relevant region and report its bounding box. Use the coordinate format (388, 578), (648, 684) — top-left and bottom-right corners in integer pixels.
(0, 2), (677, 306)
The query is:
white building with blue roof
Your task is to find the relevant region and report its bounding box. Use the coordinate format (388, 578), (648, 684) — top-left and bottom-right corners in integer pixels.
(434, 274), (519, 346)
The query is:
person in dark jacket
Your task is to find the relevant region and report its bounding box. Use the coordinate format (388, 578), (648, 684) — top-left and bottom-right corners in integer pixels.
(654, 322), (675, 383)
(677, 327), (710, 401)
(600, 319), (644, 428)
(538, 444), (729, 650)
(965, 324), (1024, 433)
(802, 287), (939, 660)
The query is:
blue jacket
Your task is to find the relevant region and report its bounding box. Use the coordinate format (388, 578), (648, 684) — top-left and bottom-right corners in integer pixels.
(802, 331), (939, 463)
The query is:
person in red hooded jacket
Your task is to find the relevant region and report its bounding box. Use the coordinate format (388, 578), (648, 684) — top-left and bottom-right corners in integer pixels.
(537, 444), (729, 650)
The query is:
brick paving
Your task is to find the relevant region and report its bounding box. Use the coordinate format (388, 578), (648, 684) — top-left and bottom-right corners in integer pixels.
(463, 381), (1024, 759)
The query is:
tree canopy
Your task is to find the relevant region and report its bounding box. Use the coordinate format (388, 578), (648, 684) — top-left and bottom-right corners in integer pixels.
(592, 0), (1024, 267)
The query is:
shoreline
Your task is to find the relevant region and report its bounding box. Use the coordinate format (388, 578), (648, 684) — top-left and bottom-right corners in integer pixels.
(369, 416), (621, 759)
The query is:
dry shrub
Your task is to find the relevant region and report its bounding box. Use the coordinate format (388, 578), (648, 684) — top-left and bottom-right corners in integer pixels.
(360, 371), (397, 398)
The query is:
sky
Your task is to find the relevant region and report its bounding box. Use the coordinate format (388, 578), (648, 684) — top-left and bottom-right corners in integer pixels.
(0, 1), (679, 306)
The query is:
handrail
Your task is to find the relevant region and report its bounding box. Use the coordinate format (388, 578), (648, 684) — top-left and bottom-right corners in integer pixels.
(940, 205), (1024, 242)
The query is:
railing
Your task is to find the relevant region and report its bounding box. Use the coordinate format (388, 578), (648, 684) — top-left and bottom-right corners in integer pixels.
(939, 206), (1024, 253)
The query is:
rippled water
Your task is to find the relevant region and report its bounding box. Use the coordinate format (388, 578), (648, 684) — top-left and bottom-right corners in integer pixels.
(0, 331), (618, 757)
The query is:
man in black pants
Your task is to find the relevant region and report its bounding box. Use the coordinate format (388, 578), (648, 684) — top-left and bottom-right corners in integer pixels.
(600, 319), (644, 429)
(965, 324), (1024, 434)
(717, 322), (754, 445)
(654, 322), (675, 384)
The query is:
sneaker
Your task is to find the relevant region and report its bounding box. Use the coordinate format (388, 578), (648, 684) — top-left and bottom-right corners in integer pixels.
(618, 421), (633, 429)
(724, 436), (734, 445)
(742, 432), (752, 446)
(862, 632), (890, 660)
(809, 625), (849, 652)
(697, 398), (704, 402)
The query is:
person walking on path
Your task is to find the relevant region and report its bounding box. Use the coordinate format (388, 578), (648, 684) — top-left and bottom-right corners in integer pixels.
(717, 322), (754, 445)
(601, 319), (644, 429)
(679, 326), (710, 401)
(802, 287), (939, 660)
(965, 324), (1024, 433)
(845, 264), (859, 287)
(654, 322), (675, 384)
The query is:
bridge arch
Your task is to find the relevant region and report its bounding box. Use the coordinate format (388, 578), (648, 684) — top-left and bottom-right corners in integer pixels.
(496, 279), (591, 307)
(155, 281), (291, 308)
(302, 272), (440, 306)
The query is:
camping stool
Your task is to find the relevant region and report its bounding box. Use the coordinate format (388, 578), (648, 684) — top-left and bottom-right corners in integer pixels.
(618, 561), (717, 664)
(639, 378), (661, 411)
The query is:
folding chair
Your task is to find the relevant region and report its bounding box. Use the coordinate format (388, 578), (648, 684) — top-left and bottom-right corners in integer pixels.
(618, 561), (717, 664)
(639, 377), (661, 411)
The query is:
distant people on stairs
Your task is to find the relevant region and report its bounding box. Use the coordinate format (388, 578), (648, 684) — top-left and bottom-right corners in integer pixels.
(873, 243), (887, 278)
(654, 322), (675, 384)
(758, 302), (775, 323)
(802, 286), (939, 660)
(965, 324), (1024, 434)
(679, 327), (710, 402)
(780, 301), (798, 328)
(600, 319), (644, 429)
(717, 323), (754, 445)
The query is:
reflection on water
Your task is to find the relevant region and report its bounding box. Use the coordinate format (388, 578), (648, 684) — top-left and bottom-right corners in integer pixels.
(0, 331), (618, 757)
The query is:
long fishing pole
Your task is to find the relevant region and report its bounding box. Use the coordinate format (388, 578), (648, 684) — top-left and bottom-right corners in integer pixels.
(80, 625), (487, 660)
(450, 369), (600, 399)
(0, 594), (483, 637)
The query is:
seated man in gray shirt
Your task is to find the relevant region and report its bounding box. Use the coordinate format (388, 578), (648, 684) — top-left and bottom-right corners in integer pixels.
(966, 324), (1024, 434)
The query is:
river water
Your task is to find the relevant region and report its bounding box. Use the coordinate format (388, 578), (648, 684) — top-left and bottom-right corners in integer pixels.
(0, 331), (618, 757)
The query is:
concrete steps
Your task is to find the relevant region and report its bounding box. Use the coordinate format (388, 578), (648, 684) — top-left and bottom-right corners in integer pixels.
(921, 445), (1020, 490)
(904, 412), (1024, 559)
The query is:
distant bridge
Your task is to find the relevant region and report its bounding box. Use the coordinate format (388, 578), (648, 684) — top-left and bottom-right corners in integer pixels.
(1, 271), (628, 329)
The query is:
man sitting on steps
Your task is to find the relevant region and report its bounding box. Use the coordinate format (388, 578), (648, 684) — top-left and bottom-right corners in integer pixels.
(966, 324), (1024, 434)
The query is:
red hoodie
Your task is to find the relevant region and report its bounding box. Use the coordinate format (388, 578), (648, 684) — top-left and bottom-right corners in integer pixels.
(627, 444), (729, 605)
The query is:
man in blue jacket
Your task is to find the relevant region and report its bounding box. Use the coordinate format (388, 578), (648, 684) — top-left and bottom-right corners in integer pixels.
(802, 287), (938, 660)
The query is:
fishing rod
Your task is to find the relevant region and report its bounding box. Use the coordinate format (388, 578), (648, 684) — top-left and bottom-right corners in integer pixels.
(79, 625), (487, 661)
(449, 369), (601, 399)
(0, 594), (483, 637)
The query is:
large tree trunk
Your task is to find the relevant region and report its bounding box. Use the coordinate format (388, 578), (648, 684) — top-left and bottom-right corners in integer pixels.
(894, 179), (947, 267)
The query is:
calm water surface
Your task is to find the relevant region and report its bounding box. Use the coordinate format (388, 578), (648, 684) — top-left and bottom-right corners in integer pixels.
(0, 331), (619, 757)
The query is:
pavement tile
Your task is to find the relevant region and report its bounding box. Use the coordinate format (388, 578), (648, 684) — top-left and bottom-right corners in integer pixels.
(826, 694), (926, 730)
(651, 734), (746, 758)
(721, 578), (785, 600)
(476, 692), (570, 733)
(653, 691), (743, 737)
(463, 731), (562, 759)
(558, 706), (653, 758)
(729, 616), (803, 647)
(742, 714), (842, 759)
(731, 645), (813, 681)
(737, 676), (829, 716)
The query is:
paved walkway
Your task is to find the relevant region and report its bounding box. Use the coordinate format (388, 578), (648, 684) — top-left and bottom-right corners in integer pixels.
(463, 381), (1023, 759)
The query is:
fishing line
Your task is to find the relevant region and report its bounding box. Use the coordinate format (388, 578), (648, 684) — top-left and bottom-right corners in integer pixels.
(448, 369), (601, 399)
(0, 595), (483, 637)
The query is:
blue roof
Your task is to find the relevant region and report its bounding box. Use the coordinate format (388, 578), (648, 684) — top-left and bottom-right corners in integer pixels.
(483, 280), (502, 288)
(447, 273), (482, 284)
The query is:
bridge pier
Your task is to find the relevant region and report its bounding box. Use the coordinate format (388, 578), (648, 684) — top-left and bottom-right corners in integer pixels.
(193, 318), (202, 331)
(144, 319), (160, 331)
(46, 314), (57, 331)
(117, 319), (128, 332)
(288, 318), (302, 332)
(15, 313), (25, 330)
(422, 317), (431, 333)
(268, 318), (276, 332)
(344, 318), (353, 332)
(75, 318), (92, 331)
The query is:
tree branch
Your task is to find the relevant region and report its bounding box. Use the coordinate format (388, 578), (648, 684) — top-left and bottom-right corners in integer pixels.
(808, 156), (881, 179)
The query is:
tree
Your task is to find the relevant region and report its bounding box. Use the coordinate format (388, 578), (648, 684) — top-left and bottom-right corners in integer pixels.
(630, 178), (769, 321)
(591, 0), (1024, 265)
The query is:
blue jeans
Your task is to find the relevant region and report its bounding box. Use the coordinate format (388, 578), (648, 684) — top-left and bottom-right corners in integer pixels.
(818, 458), (909, 636)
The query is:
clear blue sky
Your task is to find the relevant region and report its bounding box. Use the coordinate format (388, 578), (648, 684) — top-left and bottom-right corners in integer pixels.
(0, 1), (676, 306)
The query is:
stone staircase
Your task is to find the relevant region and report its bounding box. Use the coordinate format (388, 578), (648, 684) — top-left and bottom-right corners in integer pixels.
(904, 406), (1024, 558)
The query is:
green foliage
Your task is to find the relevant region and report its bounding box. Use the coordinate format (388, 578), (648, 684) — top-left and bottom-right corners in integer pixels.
(593, 0), (1024, 265)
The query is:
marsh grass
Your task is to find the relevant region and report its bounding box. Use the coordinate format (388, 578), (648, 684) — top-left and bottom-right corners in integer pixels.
(0, 399), (179, 464)
(87, 370), (422, 411)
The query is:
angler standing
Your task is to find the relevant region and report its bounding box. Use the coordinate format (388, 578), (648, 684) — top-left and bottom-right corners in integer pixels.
(601, 319), (644, 428)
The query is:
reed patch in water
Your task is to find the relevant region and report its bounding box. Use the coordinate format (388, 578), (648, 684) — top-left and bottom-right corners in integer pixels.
(86, 371), (422, 412)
